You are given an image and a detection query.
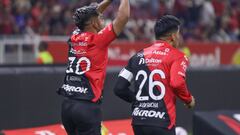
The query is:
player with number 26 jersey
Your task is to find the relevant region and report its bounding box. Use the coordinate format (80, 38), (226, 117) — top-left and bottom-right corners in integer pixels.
(118, 40), (191, 128)
(114, 15), (195, 135)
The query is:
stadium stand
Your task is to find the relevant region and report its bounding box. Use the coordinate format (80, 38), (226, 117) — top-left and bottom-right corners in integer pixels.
(0, 0), (239, 42)
(0, 0), (240, 135)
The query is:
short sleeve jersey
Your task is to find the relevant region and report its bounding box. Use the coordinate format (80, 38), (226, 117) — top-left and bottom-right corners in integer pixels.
(58, 23), (116, 102)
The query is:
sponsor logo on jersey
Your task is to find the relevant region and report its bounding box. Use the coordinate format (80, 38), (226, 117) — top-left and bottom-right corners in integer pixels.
(139, 58), (145, 64)
(137, 53), (144, 58)
(139, 102), (159, 108)
(79, 42), (88, 46)
(70, 48), (86, 55)
(152, 48), (169, 56)
(62, 84), (88, 94)
(132, 107), (165, 119)
(66, 76), (82, 82)
(139, 58), (162, 65)
(177, 71), (185, 77)
(180, 61), (187, 71)
(35, 130), (55, 135)
(71, 42), (88, 47)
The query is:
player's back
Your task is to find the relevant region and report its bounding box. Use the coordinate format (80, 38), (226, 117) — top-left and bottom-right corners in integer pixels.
(69, 31), (108, 70)
(129, 40), (185, 129)
(58, 24), (116, 102)
(131, 40), (184, 90)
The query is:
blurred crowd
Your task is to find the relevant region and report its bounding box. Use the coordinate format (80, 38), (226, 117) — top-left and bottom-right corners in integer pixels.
(0, 0), (240, 42)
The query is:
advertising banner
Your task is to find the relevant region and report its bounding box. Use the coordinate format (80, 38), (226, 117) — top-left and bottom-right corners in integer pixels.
(47, 41), (240, 67)
(2, 119), (133, 135)
(2, 119), (189, 135)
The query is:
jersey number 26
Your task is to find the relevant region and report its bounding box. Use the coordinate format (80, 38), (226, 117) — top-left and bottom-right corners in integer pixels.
(136, 69), (166, 101)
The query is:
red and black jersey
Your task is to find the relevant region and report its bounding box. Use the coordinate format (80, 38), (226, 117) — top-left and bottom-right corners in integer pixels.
(118, 40), (192, 129)
(58, 23), (116, 102)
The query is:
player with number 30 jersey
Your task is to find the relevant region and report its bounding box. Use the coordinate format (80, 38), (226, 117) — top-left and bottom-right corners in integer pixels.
(57, 0), (130, 134)
(58, 23), (116, 102)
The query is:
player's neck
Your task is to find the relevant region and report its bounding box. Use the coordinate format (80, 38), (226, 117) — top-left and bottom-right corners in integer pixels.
(157, 38), (174, 47)
(83, 26), (98, 34)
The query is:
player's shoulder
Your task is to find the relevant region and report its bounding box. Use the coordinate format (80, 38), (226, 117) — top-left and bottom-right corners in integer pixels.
(128, 50), (144, 65)
(132, 50), (144, 60)
(70, 31), (94, 43)
(125, 49), (145, 72)
(135, 49), (144, 56)
(98, 23), (114, 34)
(170, 47), (186, 59)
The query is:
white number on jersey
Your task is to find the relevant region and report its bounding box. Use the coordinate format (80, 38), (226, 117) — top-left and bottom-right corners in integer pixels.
(135, 69), (166, 101)
(66, 57), (91, 75)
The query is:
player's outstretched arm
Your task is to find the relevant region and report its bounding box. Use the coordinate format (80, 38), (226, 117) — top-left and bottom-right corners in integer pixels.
(96, 0), (113, 13)
(112, 0), (130, 35)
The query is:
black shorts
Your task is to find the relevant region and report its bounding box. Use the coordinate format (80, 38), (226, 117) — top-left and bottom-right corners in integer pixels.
(61, 98), (102, 135)
(133, 125), (176, 135)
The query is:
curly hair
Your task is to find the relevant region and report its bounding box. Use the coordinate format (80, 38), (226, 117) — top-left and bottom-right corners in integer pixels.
(73, 4), (99, 30)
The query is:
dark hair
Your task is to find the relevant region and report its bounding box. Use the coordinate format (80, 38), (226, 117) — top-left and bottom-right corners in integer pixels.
(154, 15), (181, 39)
(73, 4), (99, 30)
(39, 41), (48, 51)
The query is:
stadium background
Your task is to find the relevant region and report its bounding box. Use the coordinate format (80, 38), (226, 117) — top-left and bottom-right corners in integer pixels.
(0, 0), (240, 135)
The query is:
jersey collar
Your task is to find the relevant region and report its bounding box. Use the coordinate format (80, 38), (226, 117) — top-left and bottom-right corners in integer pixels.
(153, 40), (173, 48)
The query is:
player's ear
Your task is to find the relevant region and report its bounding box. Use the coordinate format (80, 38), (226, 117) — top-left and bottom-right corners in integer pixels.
(168, 33), (175, 41)
(171, 31), (180, 48)
(171, 32), (178, 42)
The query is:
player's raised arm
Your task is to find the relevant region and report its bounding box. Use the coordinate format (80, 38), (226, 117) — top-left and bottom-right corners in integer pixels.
(96, 0), (113, 13)
(113, 0), (130, 35)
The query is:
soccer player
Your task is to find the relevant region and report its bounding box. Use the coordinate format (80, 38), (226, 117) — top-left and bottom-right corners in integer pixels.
(57, 0), (130, 134)
(114, 15), (195, 135)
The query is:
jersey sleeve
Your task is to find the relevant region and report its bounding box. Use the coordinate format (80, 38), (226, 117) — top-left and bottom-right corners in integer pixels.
(114, 57), (135, 103)
(118, 57), (134, 82)
(94, 23), (117, 48)
(170, 55), (192, 104)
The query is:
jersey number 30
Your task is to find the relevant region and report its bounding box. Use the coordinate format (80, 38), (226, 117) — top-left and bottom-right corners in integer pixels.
(136, 69), (166, 101)
(66, 57), (91, 75)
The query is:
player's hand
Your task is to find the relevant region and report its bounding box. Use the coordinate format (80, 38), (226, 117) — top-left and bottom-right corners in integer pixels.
(185, 96), (195, 109)
(97, 0), (113, 13)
